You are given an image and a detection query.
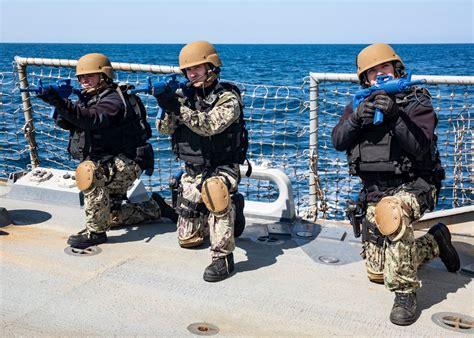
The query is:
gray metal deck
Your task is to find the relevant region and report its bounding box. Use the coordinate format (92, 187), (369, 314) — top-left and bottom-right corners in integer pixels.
(1, 184), (473, 336)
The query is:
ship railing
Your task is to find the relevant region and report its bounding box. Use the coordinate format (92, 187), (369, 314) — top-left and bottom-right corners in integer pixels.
(308, 72), (474, 222)
(0, 57), (472, 222)
(2, 57), (309, 218)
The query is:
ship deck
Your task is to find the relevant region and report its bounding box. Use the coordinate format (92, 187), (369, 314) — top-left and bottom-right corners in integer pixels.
(1, 183), (473, 336)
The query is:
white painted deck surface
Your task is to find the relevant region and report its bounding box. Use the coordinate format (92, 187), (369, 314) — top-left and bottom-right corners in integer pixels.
(1, 184), (473, 336)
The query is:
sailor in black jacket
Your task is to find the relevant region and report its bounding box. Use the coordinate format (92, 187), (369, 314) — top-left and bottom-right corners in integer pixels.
(39, 53), (176, 249)
(332, 43), (459, 326)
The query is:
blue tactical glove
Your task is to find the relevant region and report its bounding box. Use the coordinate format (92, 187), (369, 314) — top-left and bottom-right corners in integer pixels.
(37, 87), (64, 107)
(154, 86), (181, 114)
(373, 94), (400, 119)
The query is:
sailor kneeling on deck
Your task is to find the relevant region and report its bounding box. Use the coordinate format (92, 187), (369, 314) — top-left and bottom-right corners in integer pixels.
(155, 41), (247, 282)
(38, 52), (177, 249)
(331, 43), (460, 326)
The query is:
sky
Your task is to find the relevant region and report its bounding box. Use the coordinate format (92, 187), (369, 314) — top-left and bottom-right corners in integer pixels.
(1, 0), (473, 44)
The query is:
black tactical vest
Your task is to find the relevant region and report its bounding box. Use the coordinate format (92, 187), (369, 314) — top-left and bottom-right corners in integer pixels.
(69, 85), (152, 163)
(347, 93), (439, 177)
(172, 82), (248, 167)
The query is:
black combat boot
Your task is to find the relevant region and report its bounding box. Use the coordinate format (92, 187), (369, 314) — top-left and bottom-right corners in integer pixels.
(67, 230), (107, 249)
(232, 193), (246, 238)
(152, 192), (178, 224)
(428, 222), (460, 272)
(390, 292), (417, 326)
(203, 253), (235, 282)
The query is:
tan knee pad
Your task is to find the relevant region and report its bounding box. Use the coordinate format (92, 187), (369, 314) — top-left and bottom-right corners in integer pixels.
(201, 177), (230, 216)
(375, 196), (405, 236)
(75, 161), (96, 191)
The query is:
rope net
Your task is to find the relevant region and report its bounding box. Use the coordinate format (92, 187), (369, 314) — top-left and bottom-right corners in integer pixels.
(1, 58), (471, 220)
(0, 66), (26, 178)
(312, 76), (473, 219)
(2, 60), (309, 215)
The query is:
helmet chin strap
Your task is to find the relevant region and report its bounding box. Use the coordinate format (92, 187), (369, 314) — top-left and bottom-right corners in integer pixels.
(190, 65), (218, 88)
(82, 77), (111, 95)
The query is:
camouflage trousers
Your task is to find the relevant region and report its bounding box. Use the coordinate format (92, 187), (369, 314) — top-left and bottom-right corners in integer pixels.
(362, 188), (440, 293)
(83, 154), (161, 233)
(177, 165), (239, 259)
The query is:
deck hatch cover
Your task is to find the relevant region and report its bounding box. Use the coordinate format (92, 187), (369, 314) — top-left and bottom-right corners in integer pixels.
(432, 312), (474, 334)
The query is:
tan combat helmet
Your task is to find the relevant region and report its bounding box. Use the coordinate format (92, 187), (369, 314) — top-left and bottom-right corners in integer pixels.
(76, 53), (115, 80)
(179, 41), (222, 70)
(356, 43), (405, 81)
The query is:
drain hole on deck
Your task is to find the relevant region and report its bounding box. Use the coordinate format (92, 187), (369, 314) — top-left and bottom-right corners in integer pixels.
(432, 312), (474, 333)
(318, 255), (340, 264)
(256, 235), (284, 245)
(64, 246), (102, 256)
(187, 322), (219, 336)
(296, 231), (313, 238)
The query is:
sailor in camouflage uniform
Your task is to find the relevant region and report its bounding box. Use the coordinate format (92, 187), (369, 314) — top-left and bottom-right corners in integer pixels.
(39, 53), (177, 249)
(331, 44), (460, 326)
(155, 41), (247, 282)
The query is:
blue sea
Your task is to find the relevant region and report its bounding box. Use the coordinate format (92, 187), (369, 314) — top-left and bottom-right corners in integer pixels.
(1, 43), (473, 85)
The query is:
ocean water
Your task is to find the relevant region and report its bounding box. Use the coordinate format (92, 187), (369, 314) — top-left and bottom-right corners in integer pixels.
(1, 43), (473, 85)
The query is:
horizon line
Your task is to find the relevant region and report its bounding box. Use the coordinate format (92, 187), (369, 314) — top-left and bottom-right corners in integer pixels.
(1, 41), (473, 45)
